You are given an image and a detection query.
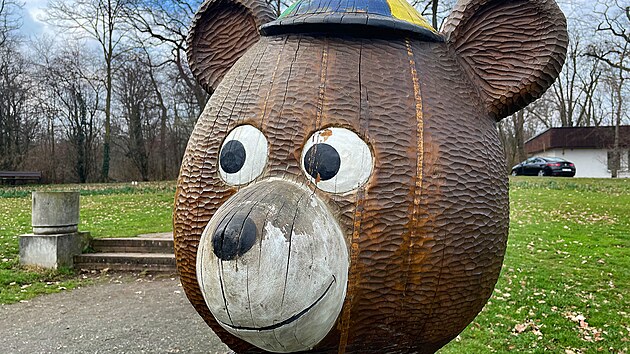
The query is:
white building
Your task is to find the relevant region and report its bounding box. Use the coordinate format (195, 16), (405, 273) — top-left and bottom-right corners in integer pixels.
(525, 126), (630, 178)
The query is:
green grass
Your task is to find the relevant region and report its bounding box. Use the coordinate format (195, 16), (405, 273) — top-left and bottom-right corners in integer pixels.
(441, 177), (629, 354)
(0, 178), (628, 353)
(0, 181), (176, 303)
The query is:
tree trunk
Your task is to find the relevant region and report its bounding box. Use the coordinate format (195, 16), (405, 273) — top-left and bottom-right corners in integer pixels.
(431, 0), (438, 30)
(101, 0), (115, 182)
(102, 58), (112, 182)
(159, 103), (167, 179)
(611, 72), (624, 178)
(126, 99), (149, 181)
(515, 110), (526, 163)
(146, 60), (168, 180)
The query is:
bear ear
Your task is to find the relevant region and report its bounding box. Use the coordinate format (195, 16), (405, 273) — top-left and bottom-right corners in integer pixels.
(442, 0), (568, 121)
(187, 0), (276, 93)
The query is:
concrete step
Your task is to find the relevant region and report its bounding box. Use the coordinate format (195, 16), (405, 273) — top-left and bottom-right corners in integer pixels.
(74, 253), (176, 272)
(91, 237), (174, 254)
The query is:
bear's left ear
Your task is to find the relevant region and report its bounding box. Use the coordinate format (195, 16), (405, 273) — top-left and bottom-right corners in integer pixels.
(187, 0), (276, 94)
(442, 0), (568, 121)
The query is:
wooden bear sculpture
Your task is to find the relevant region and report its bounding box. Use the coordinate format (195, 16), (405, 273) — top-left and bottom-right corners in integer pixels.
(174, 0), (567, 352)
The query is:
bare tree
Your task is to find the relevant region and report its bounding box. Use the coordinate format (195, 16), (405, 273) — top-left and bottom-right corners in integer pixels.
(588, 0), (629, 73)
(602, 45), (628, 178)
(519, 89), (556, 129)
(549, 34), (605, 127)
(499, 107), (550, 171)
(586, 0), (629, 177)
(411, 0), (457, 30)
(140, 50), (169, 179)
(498, 111), (526, 170)
(124, 0), (207, 112)
(578, 55), (604, 126)
(36, 42), (102, 183)
(46, 0), (131, 181)
(116, 53), (157, 181)
(0, 0), (22, 48)
(123, 0), (212, 178)
(0, 41), (38, 170)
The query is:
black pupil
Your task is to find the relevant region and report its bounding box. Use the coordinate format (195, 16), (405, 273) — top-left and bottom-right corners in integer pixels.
(220, 140), (246, 174)
(303, 143), (341, 181)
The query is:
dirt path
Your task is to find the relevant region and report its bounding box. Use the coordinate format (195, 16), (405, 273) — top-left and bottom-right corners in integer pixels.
(0, 274), (230, 353)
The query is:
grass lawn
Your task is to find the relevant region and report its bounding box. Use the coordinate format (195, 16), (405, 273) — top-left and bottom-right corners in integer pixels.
(0, 181), (175, 303)
(442, 177), (629, 354)
(0, 178), (628, 353)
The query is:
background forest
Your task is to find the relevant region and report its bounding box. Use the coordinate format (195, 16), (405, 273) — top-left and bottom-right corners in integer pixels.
(0, 0), (628, 183)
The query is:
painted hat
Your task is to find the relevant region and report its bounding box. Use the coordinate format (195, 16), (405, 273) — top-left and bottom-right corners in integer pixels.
(260, 0), (442, 41)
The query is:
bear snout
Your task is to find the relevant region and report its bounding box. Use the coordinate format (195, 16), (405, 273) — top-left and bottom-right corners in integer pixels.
(196, 178), (350, 352)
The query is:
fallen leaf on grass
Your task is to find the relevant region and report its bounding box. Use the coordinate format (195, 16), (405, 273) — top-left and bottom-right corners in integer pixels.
(512, 321), (542, 337)
(514, 323), (527, 333)
(564, 349), (583, 354)
(564, 312), (605, 342)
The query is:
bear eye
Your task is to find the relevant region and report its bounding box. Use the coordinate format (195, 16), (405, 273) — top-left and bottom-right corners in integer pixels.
(219, 125), (268, 185)
(301, 127), (373, 194)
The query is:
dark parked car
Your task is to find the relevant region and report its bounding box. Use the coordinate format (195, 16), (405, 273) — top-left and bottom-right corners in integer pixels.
(511, 156), (576, 177)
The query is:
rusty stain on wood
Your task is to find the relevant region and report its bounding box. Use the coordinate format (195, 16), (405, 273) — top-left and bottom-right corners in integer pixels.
(337, 188), (366, 354)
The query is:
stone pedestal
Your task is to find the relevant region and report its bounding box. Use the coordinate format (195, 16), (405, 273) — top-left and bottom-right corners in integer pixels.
(19, 192), (87, 269)
(19, 232), (90, 269)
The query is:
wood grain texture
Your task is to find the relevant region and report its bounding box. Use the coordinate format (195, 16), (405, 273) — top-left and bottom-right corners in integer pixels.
(177, 0), (567, 352)
(442, 0), (568, 120)
(186, 0), (276, 93)
(177, 35), (508, 353)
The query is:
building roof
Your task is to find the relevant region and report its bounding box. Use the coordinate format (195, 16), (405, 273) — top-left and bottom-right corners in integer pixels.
(525, 126), (630, 154)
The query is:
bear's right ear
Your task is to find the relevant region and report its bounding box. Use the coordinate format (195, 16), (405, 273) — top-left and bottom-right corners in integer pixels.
(187, 0), (275, 93)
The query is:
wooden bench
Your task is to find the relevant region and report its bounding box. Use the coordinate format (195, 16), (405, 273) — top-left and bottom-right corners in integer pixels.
(0, 171), (42, 185)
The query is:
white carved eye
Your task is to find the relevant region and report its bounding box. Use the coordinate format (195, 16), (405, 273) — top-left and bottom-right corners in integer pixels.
(219, 125), (268, 185)
(301, 127), (373, 194)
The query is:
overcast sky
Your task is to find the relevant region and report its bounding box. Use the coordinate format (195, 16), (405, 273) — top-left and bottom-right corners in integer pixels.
(17, 0), (597, 39)
(19, 0), (50, 37)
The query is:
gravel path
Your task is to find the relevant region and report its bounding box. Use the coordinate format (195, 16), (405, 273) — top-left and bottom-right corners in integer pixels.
(0, 274), (230, 353)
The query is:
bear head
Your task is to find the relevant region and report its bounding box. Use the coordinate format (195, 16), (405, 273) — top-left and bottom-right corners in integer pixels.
(174, 0), (567, 352)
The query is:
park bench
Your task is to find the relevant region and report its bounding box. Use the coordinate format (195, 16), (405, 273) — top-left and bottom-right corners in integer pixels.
(0, 171), (42, 185)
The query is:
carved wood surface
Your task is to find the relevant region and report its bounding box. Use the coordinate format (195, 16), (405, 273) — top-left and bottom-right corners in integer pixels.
(443, 0), (568, 120)
(176, 34), (508, 353)
(177, 0), (567, 352)
(187, 0), (276, 93)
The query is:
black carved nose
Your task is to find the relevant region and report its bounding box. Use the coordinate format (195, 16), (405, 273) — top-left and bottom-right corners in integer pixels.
(212, 214), (257, 261)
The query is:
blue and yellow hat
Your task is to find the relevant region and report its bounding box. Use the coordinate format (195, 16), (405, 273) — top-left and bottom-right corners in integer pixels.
(260, 0), (442, 41)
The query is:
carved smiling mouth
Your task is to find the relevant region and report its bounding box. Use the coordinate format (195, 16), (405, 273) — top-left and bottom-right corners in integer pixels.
(219, 277), (336, 331)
